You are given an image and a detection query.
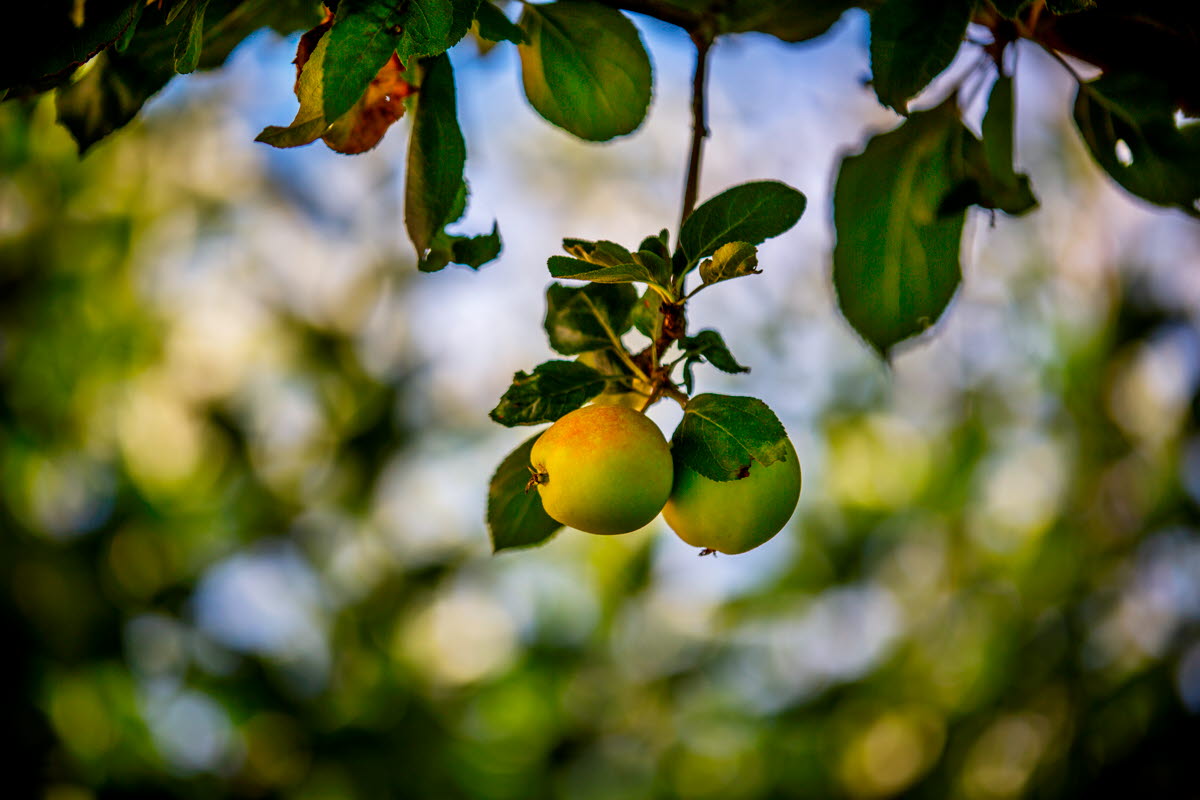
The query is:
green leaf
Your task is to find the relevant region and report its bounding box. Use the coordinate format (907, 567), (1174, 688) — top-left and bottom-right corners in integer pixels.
(58, 0), (324, 152)
(969, 74), (1037, 214)
(1073, 72), (1200, 216)
(678, 330), (749, 394)
(543, 282), (637, 355)
(869, 0), (973, 114)
(488, 434), (564, 551)
(256, 0), (329, 36)
(562, 239), (635, 267)
(671, 393), (789, 482)
(173, 0), (209, 74)
(489, 360), (608, 426)
(322, 0), (466, 125)
(632, 249), (671, 287)
(548, 255), (666, 288)
(699, 241), (760, 286)
(166, 0), (197, 26)
(1, 1), (144, 94)
(115, 1), (145, 52)
(629, 288), (663, 340)
(717, 0), (857, 43)
(322, 1), (405, 124)
(832, 98), (967, 357)
(638, 229), (670, 260)
(476, 1), (527, 44)
(939, 75), (1038, 216)
(982, 74), (1017, 181)
(450, 224), (503, 267)
(406, 53), (464, 257)
(56, 49), (166, 153)
(447, 0), (483, 50)
(399, 0), (467, 59)
(517, 0), (653, 141)
(418, 224), (503, 272)
(256, 32), (333, 148)
(404, 54), (501, 269)
(679, 180), (806, 265)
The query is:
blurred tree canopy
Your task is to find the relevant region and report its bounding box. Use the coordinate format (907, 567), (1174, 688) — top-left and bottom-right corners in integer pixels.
(4, 2), (1200, 799)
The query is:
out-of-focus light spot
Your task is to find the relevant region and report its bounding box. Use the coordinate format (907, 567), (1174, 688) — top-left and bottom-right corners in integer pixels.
(239, 374), (332, 493)
(742, 584), (902, 704)
(374, 443), (489, 562)
(1090, 529), (1200, 669)
(398, 587), (518, 685)
(0, 180), (31, 239)
(22, 453), (113, 538)
(463, 678), (557, 747)
(1114, 139), (1133, 167)
(828, 416), (931, 510)
(163, 297), (265, 403)
(910, 596), (1007, 712)
(972, 440), (1065, 554)
(611, 593), (713, 682)
(141, 684), (238, 775)
(325, 523), (395, 601)
(961, 713), (1052, 799)
(118, 376), (207, 490)
(493, 559), (599, 645)
(194, 544), (330, 682)
(48, 675), (117, 760)
(839, 709), (944, 798)
(1106, 329), (1200, 446)
(881, 526), (948, 608)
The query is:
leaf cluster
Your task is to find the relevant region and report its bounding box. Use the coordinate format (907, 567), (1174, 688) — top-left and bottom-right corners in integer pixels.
(831, 0), (1200, 356)
(487, 180), (804, 550)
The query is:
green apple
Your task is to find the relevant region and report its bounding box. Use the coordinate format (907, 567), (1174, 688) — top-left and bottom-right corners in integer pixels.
(530, 404), (673, 535)
(663, 438), (801, 554)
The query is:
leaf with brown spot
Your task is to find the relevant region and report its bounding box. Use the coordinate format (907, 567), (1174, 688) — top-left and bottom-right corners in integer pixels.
(322, 53), (415, 154)
(293, 13), (333, 83)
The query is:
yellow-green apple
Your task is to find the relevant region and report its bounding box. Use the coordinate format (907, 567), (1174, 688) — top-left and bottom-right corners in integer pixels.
(530, 404), (672, 534)
(663, 438), (801, 554)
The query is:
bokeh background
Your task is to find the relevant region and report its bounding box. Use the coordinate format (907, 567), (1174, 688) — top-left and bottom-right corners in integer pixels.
(5, 8), (1200, 798)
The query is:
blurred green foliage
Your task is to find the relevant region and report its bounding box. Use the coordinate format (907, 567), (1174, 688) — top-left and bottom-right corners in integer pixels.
(4, 60), (1200, 800)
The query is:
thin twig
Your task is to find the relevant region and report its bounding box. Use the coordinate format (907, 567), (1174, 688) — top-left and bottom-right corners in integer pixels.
(679, 33), (713, 231)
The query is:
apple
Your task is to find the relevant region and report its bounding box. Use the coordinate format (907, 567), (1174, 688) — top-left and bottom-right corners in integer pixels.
(530, 404), (673, 535)
(663, 437), (801, 554)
